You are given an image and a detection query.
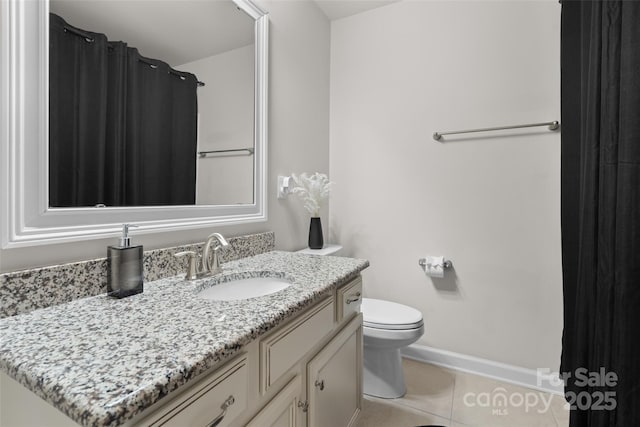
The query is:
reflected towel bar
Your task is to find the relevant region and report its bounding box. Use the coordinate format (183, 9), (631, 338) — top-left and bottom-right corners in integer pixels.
(198, 148), (254, 158)
(433, 121), (560, 141)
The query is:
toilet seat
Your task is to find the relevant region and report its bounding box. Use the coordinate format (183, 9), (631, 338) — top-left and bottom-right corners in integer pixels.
(361, 298), (424, 330)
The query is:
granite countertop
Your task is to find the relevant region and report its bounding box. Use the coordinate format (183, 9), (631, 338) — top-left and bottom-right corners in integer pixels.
(0, 251), (369, 427)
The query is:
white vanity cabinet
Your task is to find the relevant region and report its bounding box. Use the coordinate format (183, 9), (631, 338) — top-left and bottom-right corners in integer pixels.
(134, 275), (363, 427)
(0, 276), (364, 427)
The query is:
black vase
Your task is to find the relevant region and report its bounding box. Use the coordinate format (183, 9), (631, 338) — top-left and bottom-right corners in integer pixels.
(308, 217), (324, 249)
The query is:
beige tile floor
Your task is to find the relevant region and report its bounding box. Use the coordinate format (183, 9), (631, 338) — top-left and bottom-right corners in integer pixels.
(356, 358), (570, 427)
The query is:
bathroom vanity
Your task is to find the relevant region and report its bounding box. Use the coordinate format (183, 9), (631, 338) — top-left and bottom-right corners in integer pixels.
(0, 251), (368, 427)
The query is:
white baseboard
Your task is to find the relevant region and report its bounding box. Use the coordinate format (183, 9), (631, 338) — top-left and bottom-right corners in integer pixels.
(401, 344), (564, 395)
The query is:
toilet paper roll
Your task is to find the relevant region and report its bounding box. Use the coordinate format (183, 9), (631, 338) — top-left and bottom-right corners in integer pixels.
(424, 255), (445, 278)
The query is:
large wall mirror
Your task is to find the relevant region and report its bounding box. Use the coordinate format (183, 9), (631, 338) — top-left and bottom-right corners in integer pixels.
(1, 0), (268, 248)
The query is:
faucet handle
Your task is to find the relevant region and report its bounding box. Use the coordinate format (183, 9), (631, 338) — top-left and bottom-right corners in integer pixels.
(209, 246), (225, 275)
(175, 251), (200, 280)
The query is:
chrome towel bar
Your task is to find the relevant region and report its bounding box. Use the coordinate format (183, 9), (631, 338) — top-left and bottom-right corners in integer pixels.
(198, 148), (254, 158)
(433, 120), (560, 141)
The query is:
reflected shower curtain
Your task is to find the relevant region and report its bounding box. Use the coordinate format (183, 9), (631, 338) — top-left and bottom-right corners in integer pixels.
(124, 50), (199, 206)
(49, 14), (109, 207)
(560, 1), (640, 426)
(49, 13), (198, 207)
(104, 41), (128, 206)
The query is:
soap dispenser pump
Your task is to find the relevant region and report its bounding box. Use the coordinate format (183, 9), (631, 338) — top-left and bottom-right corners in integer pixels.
(107, 224), (143, 298)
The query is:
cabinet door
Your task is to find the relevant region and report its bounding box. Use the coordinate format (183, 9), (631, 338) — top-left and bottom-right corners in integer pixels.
(247, 376), (302, 427)
(260, 297), (334, 394)
(307, 313), (362, 427)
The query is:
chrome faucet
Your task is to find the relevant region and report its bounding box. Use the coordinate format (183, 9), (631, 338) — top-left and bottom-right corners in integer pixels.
(175, 232), (229, 280)
(202, 232), (229, 275)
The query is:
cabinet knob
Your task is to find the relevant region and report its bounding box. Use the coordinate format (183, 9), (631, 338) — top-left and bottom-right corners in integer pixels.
(206, 395), (235, 427)
(314, 379), (325, 391)
(298, 400), (309, 412)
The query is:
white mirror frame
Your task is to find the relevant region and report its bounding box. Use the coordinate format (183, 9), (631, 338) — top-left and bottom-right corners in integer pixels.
(1, 0), (268, 248)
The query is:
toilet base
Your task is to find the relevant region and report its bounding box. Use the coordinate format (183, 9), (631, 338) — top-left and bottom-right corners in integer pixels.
(363, 346), (406, 398)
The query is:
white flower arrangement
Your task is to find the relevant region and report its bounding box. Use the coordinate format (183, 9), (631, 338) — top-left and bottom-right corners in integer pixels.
(290, 172), (332, 217)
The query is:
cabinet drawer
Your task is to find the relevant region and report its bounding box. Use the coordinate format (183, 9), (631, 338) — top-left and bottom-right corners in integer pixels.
(260, 297), (334, 393)
(151, 357), (248, 427)
(336, 276), (362, 323)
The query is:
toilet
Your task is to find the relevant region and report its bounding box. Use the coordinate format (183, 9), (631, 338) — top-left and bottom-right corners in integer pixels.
(361, 298), (424, 398)
(297, 244), (424, 399)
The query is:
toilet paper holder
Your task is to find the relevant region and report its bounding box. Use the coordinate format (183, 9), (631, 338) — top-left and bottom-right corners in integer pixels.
(418, 258), (453, 269)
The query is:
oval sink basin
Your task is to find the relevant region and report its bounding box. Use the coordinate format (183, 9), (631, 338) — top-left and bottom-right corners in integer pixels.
(198, 277), (292, 301)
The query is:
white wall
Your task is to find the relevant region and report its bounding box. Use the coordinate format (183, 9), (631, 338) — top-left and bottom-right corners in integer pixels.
(0, 0), (330, 272)
(330, 1), (562, 370)
(179, 45), (255, 205)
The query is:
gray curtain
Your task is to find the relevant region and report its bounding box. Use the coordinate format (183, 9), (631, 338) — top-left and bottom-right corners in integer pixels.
(49, 13), (198, 207)
(561, 1), (640, 426)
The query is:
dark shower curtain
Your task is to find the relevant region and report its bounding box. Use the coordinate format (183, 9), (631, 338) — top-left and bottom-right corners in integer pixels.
(561, 1), (640, 426)
(124, 51), (199, 206)
(49, 14), (109, 207)
(49, 13), (198, 207)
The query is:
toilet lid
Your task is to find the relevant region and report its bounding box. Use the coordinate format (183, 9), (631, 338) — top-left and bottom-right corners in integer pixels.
(361, 298), (424, 330)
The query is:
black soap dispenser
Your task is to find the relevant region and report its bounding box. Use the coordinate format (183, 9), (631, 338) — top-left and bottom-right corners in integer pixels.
(107, 224), (144, 298)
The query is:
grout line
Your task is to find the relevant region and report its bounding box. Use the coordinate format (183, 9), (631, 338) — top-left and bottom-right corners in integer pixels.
(548, 396), (559, 427)
(549, 396), (570, 427)
(449, 367), (456, 423)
